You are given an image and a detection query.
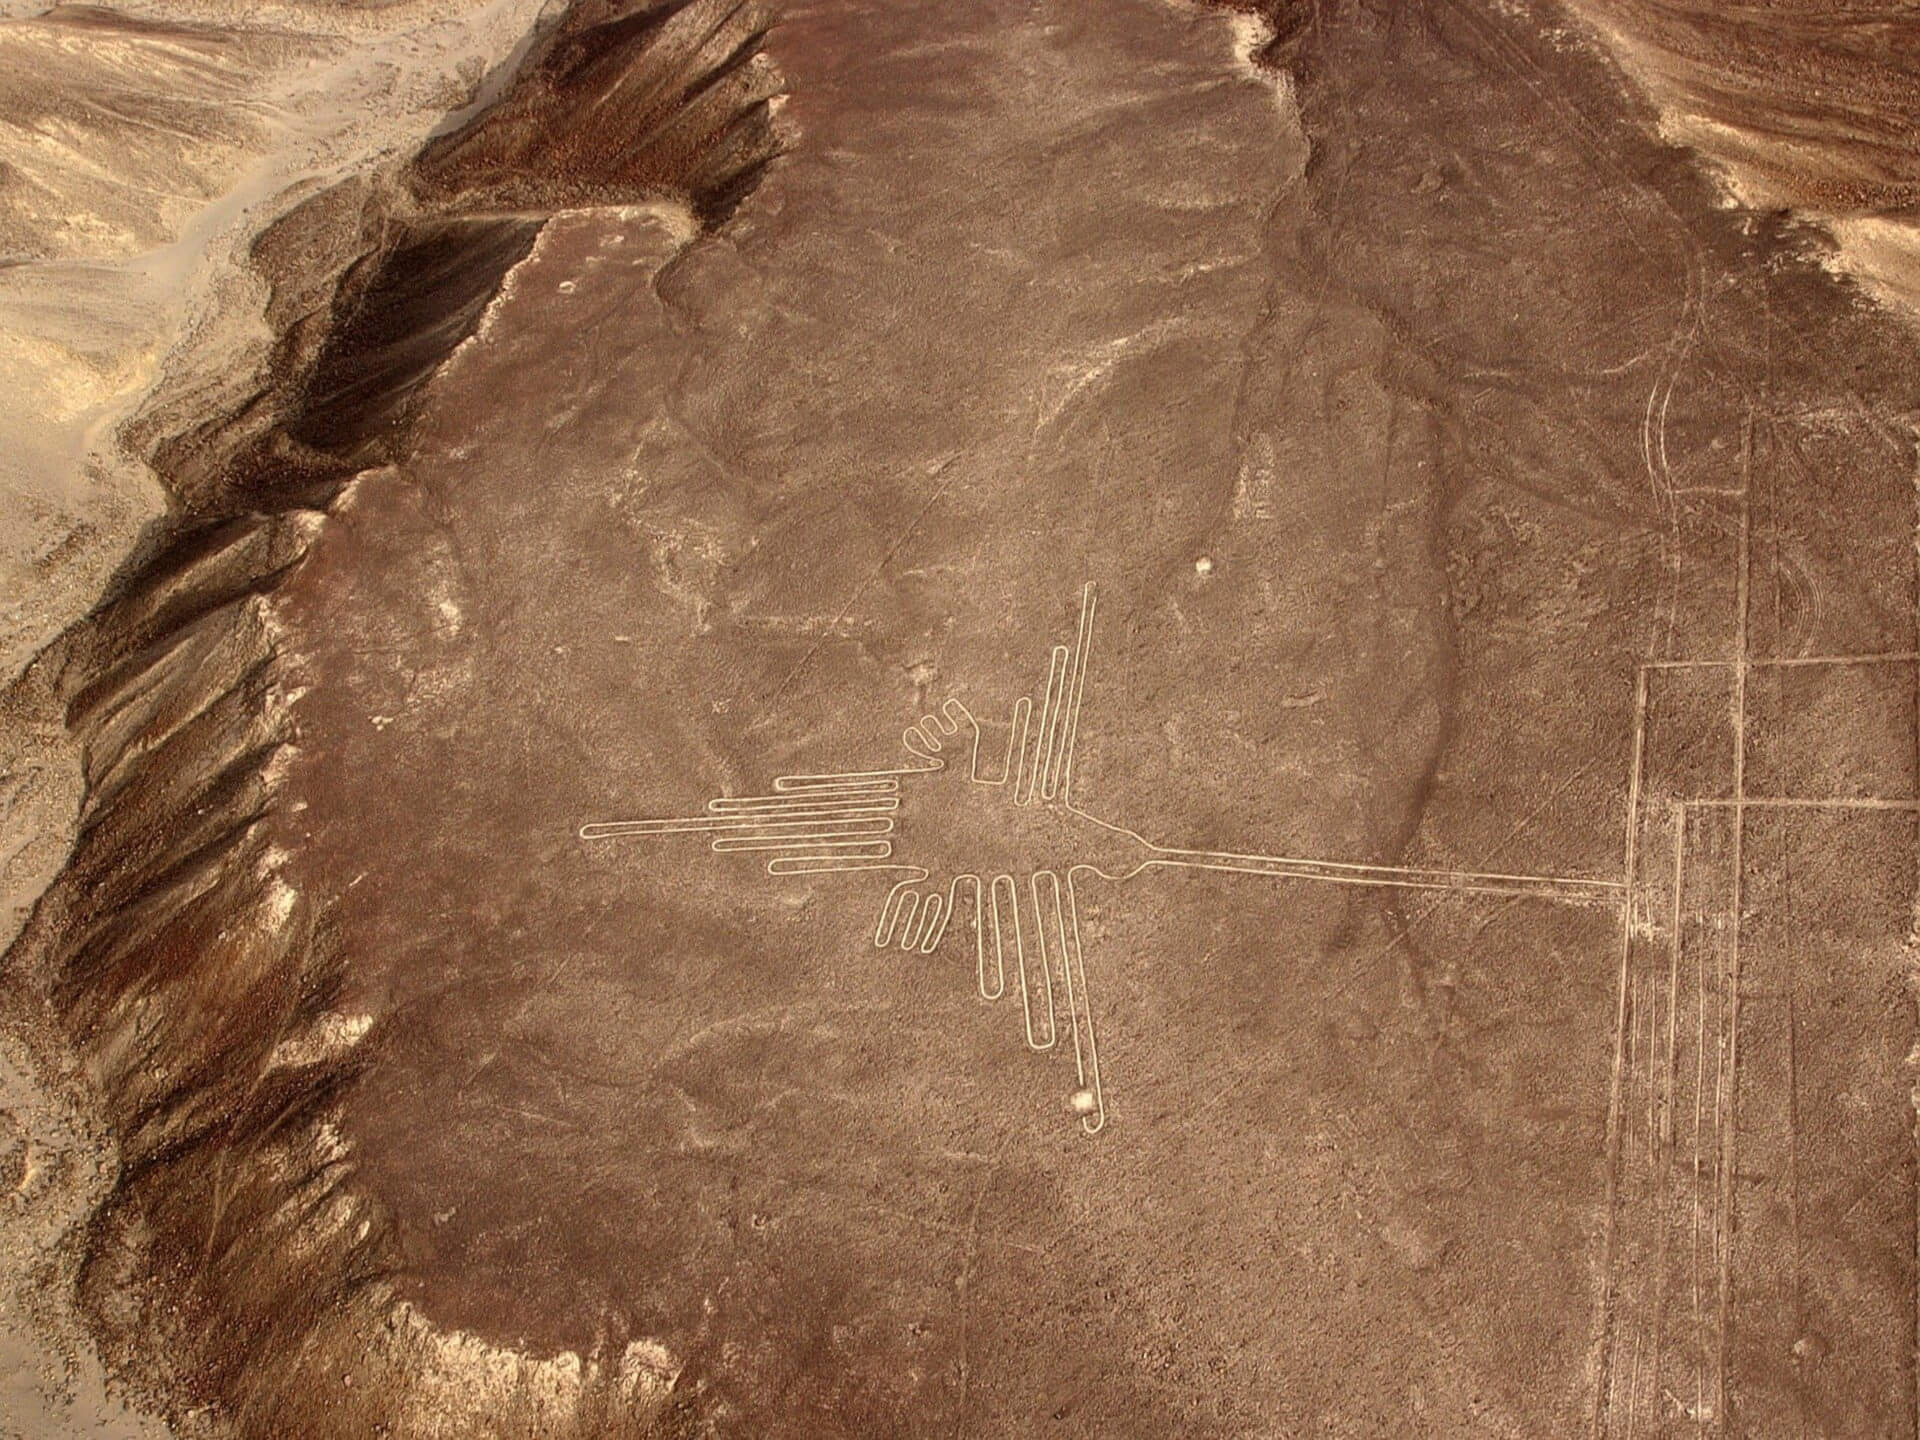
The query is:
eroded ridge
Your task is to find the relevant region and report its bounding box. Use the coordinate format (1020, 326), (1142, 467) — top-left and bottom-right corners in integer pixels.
(583, 584), (1627, 1134)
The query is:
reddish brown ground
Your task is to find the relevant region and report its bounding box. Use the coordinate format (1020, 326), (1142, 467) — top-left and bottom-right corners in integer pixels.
(255, 0), (1919, 1434)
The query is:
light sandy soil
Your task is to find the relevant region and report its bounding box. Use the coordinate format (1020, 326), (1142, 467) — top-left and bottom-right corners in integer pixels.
(0, 1016), (171, 1440)
(0, 0), (556, 685)
(1566, 0), (1920, 317)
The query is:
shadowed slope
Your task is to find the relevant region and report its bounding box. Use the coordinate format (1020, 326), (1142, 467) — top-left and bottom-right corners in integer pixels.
(3, 2), (783, 1432)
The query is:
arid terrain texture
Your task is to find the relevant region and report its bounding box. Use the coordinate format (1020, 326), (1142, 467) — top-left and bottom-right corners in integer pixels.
(2, 1), (1918, 1437)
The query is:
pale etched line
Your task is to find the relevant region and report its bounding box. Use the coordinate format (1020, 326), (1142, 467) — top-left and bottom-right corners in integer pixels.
(1645, 801), (1687, 1440)
(1021, 873), (1062, 1052)
(773, 761), (940, 793)
(1708, 879), (1727, 1410)
(1028, 868), (1101, 1131)
(1759, 413), (1833, 657)
(1654, 303), (1701, 657)
(1641, 295), (1682, 647)
(1685, 809), (1707, 1435)
(1139, 848), (1625, 904)
(759, 779), (902, 798)
(1625, 958), (1644, 1438)
(1639, 652), (1920, 670)
(1063, 867), (1106, 1134)
(580, 816), (718, 838)
(1020, 646), (1066, 805)
(580, 811), (889, 838)
(955, 876), (999, 999)
(1060, 584), (1097, 807)
(1760, 652), (1917, 668)
(706, 794), (901, 814)
(1631, 953), (1659, 1439)
(1008, 696), (1035, 801)
(768, 855), (922, 877)
(1686, 796), (1920, 812)
(705, 819), (898, 844)
(1645, 942), (1662, 1170)
(1623, 242), (1700, 663)
(1177, 758), (1610, 1144)
(713, 783), (903, 802)
(711, 836), (894, 856)
(1627, 969), (1643, 1178)
(646, 820), (895, 844)
(1039, 644), (1071, 800)
(1707, 917), (1727, 1432)
(1629, 929), (1677, 1433)
(945, 699), (989, 784)
(717, 779), (903, 798)
(987, 874), (1053, 1052)
(1003, 696), (1032, 788)
(903, 726), (946, 764)
(1885, 419), (1918, 1440)
(917, 892), (946, 955)
(707, 816), (896, 839)
(925, 877), (964, 956)
(928, 705), (963, 740)
(1358, 36), (1720, 1418)
(875, 879), (914, 948)
(1032, 871), (1075, 1079)
(706, 829), (898, 850)
(872, 871), (969, 951)
(579, 814), (902, 867)
(1593, 662), (1649, 1439)
(1784, 857), (1805, 1440)
(583, 812), (897, 844)
(583, 755), (939, 885)
(776, 771), (919, 789)
(1031, 645), (1069, 801)
(988, 872), (1015, 999)
(1140, 791), (1631, 1176)
(1716, 413), (1754, 1434)
(897, 893), (924, 950)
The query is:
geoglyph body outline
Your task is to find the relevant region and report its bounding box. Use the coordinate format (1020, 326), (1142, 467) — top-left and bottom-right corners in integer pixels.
(582, 583), (1626, 1135)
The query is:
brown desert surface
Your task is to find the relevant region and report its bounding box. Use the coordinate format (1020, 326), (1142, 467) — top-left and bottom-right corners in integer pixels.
(1, 0), (1918, 1436)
